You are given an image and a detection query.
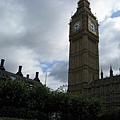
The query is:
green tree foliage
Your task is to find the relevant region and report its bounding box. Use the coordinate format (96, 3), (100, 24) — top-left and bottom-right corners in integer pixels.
(0, 80), (29, 108)
(0, 80), (29, 118)
(28, 84), (51, 119)
(0, 79), (102, 120)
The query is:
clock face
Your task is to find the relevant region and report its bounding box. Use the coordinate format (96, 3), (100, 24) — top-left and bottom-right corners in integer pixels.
(89, 21), (96, 32)
(73, 21), (81, 32)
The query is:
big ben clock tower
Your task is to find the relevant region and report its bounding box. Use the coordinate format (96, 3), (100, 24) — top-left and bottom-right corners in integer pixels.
(68, 0), (99, 94)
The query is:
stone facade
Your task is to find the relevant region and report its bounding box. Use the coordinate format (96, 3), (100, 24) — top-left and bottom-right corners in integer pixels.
(68, 0), (120, 111)
(69, 68), (120, 110)
(68, 0), (99, 92)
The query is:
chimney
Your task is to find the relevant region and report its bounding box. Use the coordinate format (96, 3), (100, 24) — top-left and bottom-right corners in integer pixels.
(34, 72), (40, 81)
(0, 59), (5, 71)
(26, 74), (29, 79)
(16, 66), (23, 77)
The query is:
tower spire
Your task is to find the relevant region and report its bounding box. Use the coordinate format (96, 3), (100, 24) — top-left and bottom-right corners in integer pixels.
(110, 65), (113, 77)
(101, 69), (103, 79)
(77, 0), (91, 11)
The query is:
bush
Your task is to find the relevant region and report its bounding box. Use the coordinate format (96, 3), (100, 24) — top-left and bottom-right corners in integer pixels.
(0, 79), (102, 120)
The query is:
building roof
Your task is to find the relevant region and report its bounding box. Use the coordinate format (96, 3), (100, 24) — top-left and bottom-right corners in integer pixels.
(0, 59), (41, 86)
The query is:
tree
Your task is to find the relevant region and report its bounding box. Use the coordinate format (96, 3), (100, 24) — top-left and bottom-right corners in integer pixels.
(29, 84), (51, 119)
(0, 79), (102, 120)
(0, 80), (30, 118)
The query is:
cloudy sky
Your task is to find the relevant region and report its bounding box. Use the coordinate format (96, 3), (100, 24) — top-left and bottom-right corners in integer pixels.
(0, 0), (120, 90)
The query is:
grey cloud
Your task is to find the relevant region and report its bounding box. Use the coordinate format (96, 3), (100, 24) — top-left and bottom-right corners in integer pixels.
(99, 18), (120, 77)
(1, 0), (120, 89)
(49, 61), (68, 83)
(0, 0), (72, 61)
(0, 0), (75, 89)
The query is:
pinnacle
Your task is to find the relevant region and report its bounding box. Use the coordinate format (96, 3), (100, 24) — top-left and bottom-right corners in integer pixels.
(78, 0), (88, 2)
(77, 0), (90, 10)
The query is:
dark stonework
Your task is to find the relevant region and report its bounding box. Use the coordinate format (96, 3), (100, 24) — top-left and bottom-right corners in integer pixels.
(68, 0), (120, 111)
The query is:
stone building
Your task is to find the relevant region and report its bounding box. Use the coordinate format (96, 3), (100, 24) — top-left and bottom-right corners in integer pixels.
(68, 0), (120, 110)
(0, 59), (41, 86)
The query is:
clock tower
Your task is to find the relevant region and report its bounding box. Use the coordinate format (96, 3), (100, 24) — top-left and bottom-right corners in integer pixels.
(68, 0), (99, 94)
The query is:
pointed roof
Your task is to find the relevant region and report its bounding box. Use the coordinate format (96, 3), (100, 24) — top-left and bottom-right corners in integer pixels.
(101, 69), (103, 79)
(78, 0), (89, 2)
(110, 65), (113, 71)
(77, 0), (90, 9)
(101, 68), (103, 73)
(110, 65), (113, 77)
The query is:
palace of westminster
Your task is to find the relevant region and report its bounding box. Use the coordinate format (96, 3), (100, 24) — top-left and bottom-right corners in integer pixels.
(0, 0), (120, 111)
(68, 0), (120, 110)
